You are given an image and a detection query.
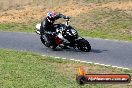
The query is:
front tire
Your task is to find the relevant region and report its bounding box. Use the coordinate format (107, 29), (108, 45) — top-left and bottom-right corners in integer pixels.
(76, 39), (91, 52)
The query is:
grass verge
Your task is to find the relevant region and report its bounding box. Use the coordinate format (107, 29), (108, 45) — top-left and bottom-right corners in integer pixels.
(0, 49), (132, 88)
(0, 20), (132, 42)
(0, 22), (36, 33)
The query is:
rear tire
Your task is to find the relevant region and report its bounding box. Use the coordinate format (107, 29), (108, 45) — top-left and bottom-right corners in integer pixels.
(40, 35), (50, 47)
(40, 35), (57, 49)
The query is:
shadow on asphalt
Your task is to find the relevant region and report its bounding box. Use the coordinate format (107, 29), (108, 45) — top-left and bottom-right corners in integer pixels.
(52, 48), (78, 52)
(41, 47), (108, 53)
(91, 49), (108, 53)
(51, 48), (108, 53)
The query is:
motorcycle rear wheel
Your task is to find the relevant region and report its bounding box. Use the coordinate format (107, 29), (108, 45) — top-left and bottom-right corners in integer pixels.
(40, 35), (47, 46)
(40, 35), (57, 49)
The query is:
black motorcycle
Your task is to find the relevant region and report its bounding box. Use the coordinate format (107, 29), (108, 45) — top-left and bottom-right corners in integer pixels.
(35, 18), (91, 52)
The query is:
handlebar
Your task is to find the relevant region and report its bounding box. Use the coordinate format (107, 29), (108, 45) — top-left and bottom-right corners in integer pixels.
(64, 16), (71, 26)
(64, 16), (70, 20)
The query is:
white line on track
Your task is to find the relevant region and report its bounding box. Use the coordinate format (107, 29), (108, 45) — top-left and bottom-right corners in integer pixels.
(42, 55), (131, 70)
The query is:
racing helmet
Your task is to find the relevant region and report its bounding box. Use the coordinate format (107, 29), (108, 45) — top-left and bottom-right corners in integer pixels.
(47, 11), (56, 23)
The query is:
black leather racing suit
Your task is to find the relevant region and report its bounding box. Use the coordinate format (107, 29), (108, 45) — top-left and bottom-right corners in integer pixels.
(40, 14), (67, 47)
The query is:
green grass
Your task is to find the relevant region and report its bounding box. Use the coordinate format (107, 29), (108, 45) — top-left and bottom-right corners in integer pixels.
(0, 49), (132, 88)
(0, 22), (36, 33)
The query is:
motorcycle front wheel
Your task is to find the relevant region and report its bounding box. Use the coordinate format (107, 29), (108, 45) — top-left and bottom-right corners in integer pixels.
(76, 39), (91, 52)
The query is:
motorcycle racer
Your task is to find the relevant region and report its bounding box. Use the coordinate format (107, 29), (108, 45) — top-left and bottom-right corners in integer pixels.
(39, 11), (69, 47)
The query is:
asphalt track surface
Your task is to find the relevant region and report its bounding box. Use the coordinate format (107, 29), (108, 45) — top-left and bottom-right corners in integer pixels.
(0, 32), (132, 69)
